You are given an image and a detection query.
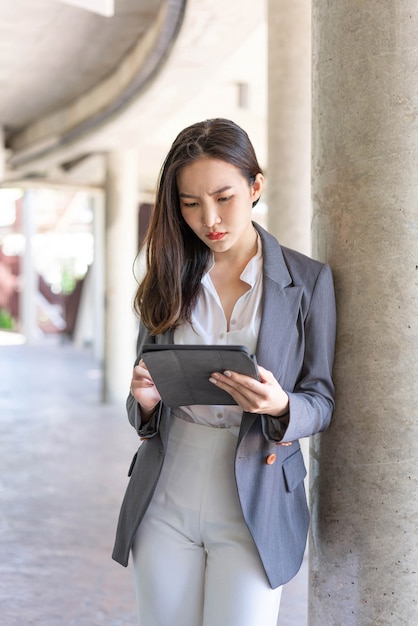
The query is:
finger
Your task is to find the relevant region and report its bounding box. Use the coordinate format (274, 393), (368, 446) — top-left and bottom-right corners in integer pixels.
(209, 373), (262, 409)
(211, 370), (257, 388)
(210, 371), (264, 398)
(133, 364), (153, 381)
(256, 365), (276, 383)
(134, 362), (148, 375)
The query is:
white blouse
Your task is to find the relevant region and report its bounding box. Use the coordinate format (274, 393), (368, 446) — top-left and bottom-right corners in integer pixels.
(172, 236), (263, 429)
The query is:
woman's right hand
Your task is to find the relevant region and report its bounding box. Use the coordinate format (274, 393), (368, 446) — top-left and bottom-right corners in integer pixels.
(130, 359), (161, 415)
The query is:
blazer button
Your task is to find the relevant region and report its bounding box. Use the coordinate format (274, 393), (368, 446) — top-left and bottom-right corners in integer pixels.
(266, 453), (277, 465)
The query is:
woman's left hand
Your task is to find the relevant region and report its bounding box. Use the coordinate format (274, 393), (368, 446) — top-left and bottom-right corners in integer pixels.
(209, 366), (289, 417)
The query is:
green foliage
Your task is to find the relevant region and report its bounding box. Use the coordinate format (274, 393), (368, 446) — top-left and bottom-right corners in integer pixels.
(0, 309), (14, 329)
(61, 266), (77, 295)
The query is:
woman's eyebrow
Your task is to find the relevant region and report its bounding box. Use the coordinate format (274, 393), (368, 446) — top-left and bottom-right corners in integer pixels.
(179, 185), (233, 199)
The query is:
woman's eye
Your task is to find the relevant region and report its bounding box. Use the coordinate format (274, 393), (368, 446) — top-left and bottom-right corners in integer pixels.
(183, 201), (198, 208)
(218, 196), (231, 203)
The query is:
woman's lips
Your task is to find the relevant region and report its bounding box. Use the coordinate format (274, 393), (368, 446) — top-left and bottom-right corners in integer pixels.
(206, 232), (226, 241)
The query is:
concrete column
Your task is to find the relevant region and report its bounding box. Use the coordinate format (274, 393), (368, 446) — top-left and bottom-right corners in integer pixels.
(20, 190), (38, 344)
(267, 0), (311, 254)
(92, 192), (105, 363)
(103, 151), (139, 404)
(0, 125), (5, 181)
(310, 2), (418, 624)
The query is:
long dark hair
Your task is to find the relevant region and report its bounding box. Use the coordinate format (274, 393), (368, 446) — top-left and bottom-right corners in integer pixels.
(135, 118), (263, 335)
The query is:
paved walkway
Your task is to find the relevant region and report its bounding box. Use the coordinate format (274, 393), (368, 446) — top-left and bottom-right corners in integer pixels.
(0, 333), (307, 626)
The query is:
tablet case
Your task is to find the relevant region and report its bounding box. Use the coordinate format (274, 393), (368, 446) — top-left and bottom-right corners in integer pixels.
(141, 345), (260, 406)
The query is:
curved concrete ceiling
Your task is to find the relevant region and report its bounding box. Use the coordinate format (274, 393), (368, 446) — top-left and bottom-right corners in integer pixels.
(1, 0), (166, 131)
(1, 0), (185, 168)
(1, 0), (266, 189)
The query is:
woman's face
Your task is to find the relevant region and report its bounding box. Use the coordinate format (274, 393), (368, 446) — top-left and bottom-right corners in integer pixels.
(177, 157), (264, 257)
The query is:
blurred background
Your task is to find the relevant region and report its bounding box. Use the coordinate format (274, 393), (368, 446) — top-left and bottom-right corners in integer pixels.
(0, 1), (311, 624)
(0, 0), (283, 399)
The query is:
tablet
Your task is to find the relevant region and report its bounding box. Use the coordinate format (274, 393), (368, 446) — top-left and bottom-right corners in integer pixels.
(141, 344), (260, 406)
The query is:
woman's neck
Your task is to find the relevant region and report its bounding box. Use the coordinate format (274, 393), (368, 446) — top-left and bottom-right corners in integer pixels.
(213, 225), (258, 270)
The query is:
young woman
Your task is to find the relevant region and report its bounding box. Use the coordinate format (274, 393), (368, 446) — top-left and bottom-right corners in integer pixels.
(112, 118), (336, 626)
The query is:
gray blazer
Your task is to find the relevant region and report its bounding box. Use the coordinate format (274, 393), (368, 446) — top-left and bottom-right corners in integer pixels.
(112, 224), (336, 589)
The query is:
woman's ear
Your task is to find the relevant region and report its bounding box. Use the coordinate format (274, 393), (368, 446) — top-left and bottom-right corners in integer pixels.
(251, 172), (265, 202)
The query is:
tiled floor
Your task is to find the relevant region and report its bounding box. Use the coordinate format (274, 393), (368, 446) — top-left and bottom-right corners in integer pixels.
(0, 334), (307, 625)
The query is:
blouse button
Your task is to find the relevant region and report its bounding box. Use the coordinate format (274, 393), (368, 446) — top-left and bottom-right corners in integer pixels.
(266, 453), (277, 465)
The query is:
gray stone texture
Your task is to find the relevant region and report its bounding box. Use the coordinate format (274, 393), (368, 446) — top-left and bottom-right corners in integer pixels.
(310, 1), (418, 624)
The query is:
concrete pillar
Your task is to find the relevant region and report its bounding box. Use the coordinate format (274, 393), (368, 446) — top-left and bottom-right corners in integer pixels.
(310, 2), (418, 624)
(103, 151), (139, 404)
(267, 0), (311, 254)
(73, 192), (106, 359)
(20, 190), (38, 344)
(92, 192), (105, 363)
(0, 125), (5, 181)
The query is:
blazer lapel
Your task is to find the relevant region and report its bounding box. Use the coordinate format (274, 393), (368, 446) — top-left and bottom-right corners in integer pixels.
(236, 225), (303, 444)
(256, 279), (303, 378)
(255, 224), (303, 379)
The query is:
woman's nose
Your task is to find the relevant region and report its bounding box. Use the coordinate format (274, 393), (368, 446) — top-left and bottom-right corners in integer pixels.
(202, 204), (221, 228)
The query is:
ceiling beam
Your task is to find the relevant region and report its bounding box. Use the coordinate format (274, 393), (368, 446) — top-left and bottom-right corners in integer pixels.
(54, 0), (114, 17)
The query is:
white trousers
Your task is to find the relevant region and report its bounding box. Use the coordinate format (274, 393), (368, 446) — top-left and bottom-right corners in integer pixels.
(132, 417), (282, 626)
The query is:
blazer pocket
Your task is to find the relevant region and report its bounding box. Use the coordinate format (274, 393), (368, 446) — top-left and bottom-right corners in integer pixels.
(282, 449), (307, 492)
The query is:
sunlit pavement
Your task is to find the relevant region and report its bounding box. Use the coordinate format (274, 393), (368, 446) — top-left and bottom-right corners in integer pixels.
(0, 330), (26, 345)
(0, 334), (307, 626)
